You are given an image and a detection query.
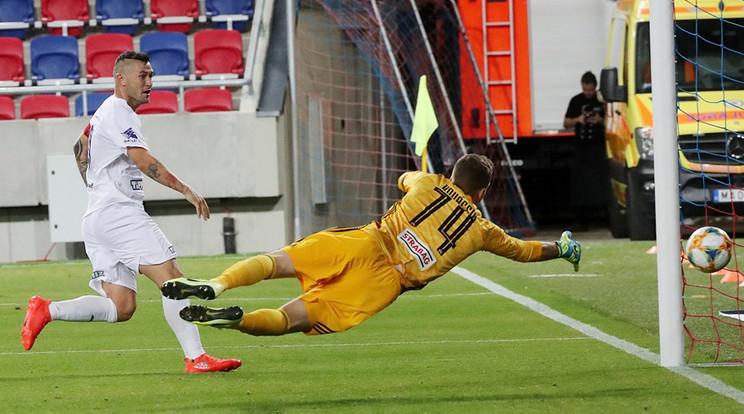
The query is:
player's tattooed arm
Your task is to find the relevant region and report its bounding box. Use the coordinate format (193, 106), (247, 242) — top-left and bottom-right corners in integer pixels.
(73, 132), (89, 186)
(127, 147), (211, 220)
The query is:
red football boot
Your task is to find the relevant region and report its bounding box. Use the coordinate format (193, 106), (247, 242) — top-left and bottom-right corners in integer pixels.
(185, 353), (242, 373)
(21, 296), (52, 351)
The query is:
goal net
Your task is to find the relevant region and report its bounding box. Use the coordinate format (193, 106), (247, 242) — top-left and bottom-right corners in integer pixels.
(674, 1), (744, 364)
(292, 0), (534, 237)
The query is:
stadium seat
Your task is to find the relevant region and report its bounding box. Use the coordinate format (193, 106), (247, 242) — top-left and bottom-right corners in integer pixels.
(150, 0), (199, 33)
(184, 88), (233, 112)
(30, 35), (81, 85)
(0, 96), (16, 120)
(205, 0), (254, 32)
(0, 38), (25, 86)
(20, 95), (70, 119)
(86, 33), (134, 83)
(74, 92), (110, 116)
(0, 0), (35, 39)
(96, 0), (144, 35)
(136, 90), (179, 114)
(194, 30), (244, 79)
(139, 32), (190, 80)
(41, 0), (90, 37)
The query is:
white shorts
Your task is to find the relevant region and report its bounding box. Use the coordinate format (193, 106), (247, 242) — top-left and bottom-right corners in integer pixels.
(82, 202), (177, 296)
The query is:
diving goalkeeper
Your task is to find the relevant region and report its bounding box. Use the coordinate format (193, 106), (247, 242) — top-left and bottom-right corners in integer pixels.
(161, 153), (581, 336)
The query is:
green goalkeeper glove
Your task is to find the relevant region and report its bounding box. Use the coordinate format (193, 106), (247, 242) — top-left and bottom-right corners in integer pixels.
(556, 230), (581, 272)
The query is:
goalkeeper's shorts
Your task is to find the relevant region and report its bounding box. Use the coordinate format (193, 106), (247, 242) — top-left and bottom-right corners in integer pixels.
(282, 228), (402, 335)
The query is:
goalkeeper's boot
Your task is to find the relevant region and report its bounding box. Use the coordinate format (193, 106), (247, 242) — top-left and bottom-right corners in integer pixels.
(180, 305), (244, 328)
(21, 296), (52, 351)
(161, 277), (225, 300)
(184, 353), (242, 373)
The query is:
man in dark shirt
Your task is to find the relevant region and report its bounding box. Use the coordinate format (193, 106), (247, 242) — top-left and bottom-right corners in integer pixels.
(563, 71), (607, 230)
(564, 71), (604, 139)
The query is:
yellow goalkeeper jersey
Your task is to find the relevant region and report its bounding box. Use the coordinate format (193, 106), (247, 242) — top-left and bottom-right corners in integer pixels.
(362, 171), (542, 289)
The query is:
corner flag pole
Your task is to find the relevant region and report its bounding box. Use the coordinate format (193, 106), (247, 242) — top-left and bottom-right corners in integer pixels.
(410, 76), (439, 172)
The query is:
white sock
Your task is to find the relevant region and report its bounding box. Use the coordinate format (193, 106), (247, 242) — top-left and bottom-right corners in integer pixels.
(162, 297), (205, 360)
(49, 295), (118, 323)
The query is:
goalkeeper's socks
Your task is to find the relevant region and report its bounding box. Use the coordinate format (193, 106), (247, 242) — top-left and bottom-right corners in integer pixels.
(49, 295), (118, 323)
(213, 254), (276, 290)
(237, 308), (290, 336)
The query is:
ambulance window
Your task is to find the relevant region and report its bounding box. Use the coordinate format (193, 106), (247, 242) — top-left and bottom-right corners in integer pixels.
(675, 18), (744, 92)
(607, 17), (626, 75)
(635, 22), (651, 93)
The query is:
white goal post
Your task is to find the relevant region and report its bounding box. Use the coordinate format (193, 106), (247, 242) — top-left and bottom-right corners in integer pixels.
(650, 0), (685, 367)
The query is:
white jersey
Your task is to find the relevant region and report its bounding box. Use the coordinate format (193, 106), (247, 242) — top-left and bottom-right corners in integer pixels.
(84, 95), (149, 216)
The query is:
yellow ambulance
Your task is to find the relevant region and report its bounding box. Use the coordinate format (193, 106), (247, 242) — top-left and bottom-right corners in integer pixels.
(600, 0), (744, 240)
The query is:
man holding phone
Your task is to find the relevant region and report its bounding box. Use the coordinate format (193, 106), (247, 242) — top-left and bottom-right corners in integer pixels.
(563, 71), (607, 230)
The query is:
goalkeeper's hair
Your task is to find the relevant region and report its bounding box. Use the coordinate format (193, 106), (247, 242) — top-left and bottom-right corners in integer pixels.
(451, 154), (494, 196)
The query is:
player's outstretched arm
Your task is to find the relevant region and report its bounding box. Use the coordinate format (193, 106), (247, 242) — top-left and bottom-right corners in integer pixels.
(127, 147), (210, 220)
(554, 230), (581, 271)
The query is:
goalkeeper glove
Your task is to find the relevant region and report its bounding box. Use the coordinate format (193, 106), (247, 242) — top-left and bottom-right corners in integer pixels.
(556, 230), (581, 272)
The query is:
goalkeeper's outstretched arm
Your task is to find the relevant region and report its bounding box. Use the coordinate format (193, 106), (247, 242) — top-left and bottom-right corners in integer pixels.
(553, 231), (581, 271)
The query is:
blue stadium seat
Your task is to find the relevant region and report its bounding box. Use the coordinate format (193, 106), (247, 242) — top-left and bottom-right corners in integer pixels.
(96, 0), (144, 35)
(0, 0), (34, 39)
(205, 0), (254, 32)
(30, 35), (81, 85)
(74, 92), (110, 116)
(139, 32), (190, 80)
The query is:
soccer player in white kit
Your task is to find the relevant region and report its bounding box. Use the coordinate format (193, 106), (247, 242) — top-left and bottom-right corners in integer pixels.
(21, 51), (241, 373)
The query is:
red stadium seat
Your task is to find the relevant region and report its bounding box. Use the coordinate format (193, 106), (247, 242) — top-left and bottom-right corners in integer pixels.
(184, 88), (233, 113)
(150, 0), (198, 33)
(0, 96), (16, 120)
(136, 90), (179, 114)
(194, 29), (244, 79)
(21, 95), (70, 119)
(85, 33), (134, 82)
(41, 0), (90, 37)
(0, 37), (25, 86)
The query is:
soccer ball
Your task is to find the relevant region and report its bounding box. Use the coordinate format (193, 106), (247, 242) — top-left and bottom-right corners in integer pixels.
(685, 226), (733, 273)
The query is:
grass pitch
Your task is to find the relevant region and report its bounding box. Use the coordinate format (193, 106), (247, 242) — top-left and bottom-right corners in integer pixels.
(1, 239), (744, 413)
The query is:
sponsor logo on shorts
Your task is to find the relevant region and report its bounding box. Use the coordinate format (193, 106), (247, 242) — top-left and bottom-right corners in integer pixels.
(168, 246), (176, 254)
(91, 270), (105, 280)
(397, 228), (436, 271)
(130, 179), (143, 191)
(122, 127), (139, 143)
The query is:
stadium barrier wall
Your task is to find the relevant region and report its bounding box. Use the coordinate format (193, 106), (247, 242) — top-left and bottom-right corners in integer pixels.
(0, 111), (287, 262)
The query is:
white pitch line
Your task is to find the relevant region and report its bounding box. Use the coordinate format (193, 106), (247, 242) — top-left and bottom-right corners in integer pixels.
(452, 265), (744, 405)
(0, 337), (590, 357)
(530, 273), (598, 278)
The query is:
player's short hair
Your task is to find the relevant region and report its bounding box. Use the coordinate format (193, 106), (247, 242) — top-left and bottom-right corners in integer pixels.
(581, 71), (597, 86)
(113, 51), (150, 77)
(451, 154), (494, 196)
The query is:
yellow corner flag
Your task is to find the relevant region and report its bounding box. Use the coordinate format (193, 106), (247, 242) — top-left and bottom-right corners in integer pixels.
(410, 76), (439, 160)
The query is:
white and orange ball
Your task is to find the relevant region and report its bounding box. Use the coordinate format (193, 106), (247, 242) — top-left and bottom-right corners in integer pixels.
(685, 226), (733, 273)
